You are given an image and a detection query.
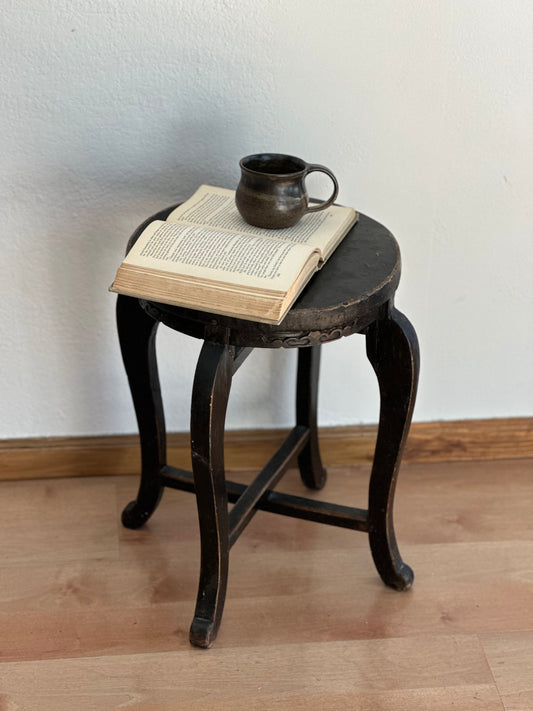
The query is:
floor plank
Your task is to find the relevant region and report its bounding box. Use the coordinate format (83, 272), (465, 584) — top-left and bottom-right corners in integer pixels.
(0, 636), (501, 711)
(0, 477), (119, 567)
(481, 632), (533, 711)
(1, 536), (532, 660)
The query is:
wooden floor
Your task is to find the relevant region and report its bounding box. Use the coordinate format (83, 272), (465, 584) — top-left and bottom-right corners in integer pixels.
(0, 457), (532, 709)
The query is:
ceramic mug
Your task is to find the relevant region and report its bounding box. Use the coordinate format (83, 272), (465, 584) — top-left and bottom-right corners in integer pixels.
(235, 153), (339, 229)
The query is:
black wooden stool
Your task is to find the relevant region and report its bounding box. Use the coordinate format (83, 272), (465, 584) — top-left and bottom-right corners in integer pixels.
(116, 204), (420, 648)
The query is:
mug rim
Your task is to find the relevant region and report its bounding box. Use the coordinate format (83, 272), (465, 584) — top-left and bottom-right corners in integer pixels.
(239, 153), (307, 177)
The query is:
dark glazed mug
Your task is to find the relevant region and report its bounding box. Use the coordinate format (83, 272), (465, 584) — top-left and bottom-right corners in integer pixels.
(236, 153), (339, 229)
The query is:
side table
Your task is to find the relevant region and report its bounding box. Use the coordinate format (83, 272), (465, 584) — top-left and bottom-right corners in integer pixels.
(116, 204), (420, 648)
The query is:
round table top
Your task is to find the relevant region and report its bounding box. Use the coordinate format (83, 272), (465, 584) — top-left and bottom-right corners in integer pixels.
(128, 205), (402, 348)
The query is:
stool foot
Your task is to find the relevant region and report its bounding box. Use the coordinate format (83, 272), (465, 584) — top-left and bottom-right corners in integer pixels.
(296, 345), (327, 490)
(366, 304), (419, 591)
(388, 562), (414, 591)
(121, 496), (163, 530)
(189, 617), (217, 649)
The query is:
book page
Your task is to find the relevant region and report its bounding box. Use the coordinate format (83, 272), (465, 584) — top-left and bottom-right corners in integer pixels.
(166, 185), (357, 257)
(122, 220), (320, 292)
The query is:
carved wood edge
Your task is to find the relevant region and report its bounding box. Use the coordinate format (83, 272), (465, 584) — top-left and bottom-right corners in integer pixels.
(140, 300), (377, 348)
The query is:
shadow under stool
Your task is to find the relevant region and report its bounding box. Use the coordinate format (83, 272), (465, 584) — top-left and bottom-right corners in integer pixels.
(116, 204), (420, 648)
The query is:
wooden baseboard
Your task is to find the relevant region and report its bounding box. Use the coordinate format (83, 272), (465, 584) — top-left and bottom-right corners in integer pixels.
(0, 418), (532, 482)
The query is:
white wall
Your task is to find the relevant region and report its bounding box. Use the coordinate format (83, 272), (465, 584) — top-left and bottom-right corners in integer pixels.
(2, 0), (532, 438)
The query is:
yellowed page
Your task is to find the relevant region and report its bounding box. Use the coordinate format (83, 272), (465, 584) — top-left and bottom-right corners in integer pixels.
(116, 220), (319, 292)
(110, 266), (287, 323)
(166, 185), (358, 260)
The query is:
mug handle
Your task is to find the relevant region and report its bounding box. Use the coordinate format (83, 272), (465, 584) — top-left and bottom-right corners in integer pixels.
(304, 164), (339, 213)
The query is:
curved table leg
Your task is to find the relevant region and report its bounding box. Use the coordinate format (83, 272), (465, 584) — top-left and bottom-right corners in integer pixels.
(117, 295), (166, 529)
(365, 303), (419, 591)
(189, 341), (233, 648)
(296, 345), (327, 490)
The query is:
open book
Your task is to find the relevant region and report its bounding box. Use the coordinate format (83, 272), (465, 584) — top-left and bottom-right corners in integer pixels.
(110, 185), (358, 325)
